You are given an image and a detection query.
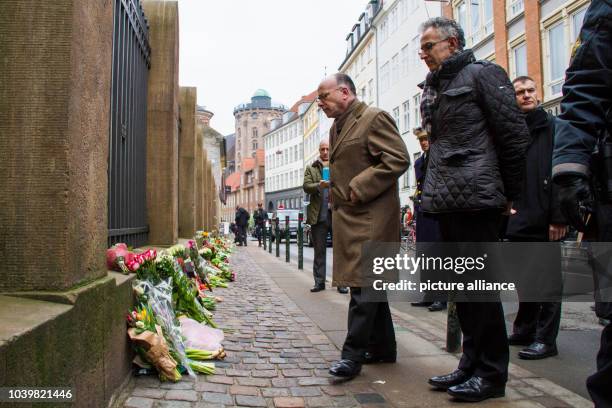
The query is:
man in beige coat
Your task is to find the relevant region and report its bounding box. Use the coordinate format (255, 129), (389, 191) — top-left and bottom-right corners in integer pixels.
(317, 73), (410, 378)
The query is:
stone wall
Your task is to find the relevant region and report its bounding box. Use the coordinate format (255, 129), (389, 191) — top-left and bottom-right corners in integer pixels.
(143, 0), (180, 246)
(178, 87), (197, 238)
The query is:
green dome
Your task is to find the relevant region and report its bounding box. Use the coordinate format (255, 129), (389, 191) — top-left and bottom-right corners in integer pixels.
(253, 89), (270, 98)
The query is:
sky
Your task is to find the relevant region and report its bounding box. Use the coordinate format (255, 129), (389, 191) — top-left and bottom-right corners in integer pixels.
(178, 0), (369, 136)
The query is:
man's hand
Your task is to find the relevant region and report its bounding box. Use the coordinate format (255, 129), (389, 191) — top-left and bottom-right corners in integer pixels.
(349, 189), (359, 203)
(549, 224), (568, 241)
(555, 175), (593, 232)
(319, 180), (330, 189)
(502, 201), (513, 215)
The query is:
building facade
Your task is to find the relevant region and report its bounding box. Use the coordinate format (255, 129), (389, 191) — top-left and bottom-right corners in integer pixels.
(264, 94), (315, 212)
(371, 0), (442, 207)
(443, 0), (590, 115)
(196, 106), (224, 189)
(302, 100), (333, 173)
(221, 90), (285, 221)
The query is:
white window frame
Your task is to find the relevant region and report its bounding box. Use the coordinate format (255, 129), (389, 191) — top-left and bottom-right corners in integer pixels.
(506, 0), (524, 20)
(402, 100), (410, 133)
(452, 0), (493, 47)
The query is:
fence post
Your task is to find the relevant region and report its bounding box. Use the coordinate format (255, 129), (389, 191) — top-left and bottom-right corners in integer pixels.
(446, 301), (462, 353)
(275, 218), (280, 258)
(298, 213), (303, 270)
(285, 215), (290, 263)
(262, 220), (267, 250)
(269, 223), (273, 254)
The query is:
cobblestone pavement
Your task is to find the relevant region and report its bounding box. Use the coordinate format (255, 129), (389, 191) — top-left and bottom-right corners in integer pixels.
(123, 247), (373, 408)
(121, 246), (593, 408)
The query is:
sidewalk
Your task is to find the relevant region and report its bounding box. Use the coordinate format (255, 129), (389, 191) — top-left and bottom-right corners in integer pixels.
(122, 246), (593, 408)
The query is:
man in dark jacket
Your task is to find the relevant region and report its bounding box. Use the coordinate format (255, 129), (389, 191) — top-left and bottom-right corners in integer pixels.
(234, 206), (249, 246)
(418, 17), (529, 402)
(506, 76), (567, 360)
(303, 140), (348, 294)
(253, 203), (267, 247)
(551, 1), (612, 405)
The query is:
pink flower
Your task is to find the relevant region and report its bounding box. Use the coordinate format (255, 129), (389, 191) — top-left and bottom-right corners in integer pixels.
(187, 240), (196, 249)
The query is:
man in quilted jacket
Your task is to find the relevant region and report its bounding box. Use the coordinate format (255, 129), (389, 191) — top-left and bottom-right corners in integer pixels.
(418, 17), (529, 402)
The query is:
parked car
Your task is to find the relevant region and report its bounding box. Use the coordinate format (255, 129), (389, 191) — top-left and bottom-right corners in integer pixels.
(303, 223), (332, 247)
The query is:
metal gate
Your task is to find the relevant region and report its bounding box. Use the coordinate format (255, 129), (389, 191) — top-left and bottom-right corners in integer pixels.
(108, 0), (151, 247)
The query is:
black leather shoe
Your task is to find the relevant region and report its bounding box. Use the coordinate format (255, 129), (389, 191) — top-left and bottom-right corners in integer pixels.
(447, 376), (505, 402)
(428, 369), (470, 390)
(363, 351), (396, 364)
(310, 286), (325, 293)
(428, 301), (447, 312)
(518, 342), (558, 360)
(329, 359), (361, 378)
(411, 301), (433, 307)
(337, 286), (349, 294)
(508, 333), (534, 346)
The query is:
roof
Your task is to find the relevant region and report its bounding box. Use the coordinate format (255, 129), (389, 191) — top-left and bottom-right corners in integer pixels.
(253, 89), (270, 98)
(242, 157), (255, 172)
(289, 90), (318, 113)
(225, 172), (241, 192)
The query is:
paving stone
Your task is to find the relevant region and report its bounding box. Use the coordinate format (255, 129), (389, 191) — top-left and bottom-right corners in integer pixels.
(194, 382), (228, 393)
(330, 395), (360, 407)
(305, 396), (334, 407)
(131, 387), (167, 399)
(237, 377), (272, 387)
(207, 375), (235, 385)
(124, 397), (155, 408)
(297, 377), (330, 386)
(261, 387), (290, 398)
(235, 395), (268, 407)
(320, 385), (346, 397)
(289, 387), (321, 397)
(271, 378), (298, 388)
(281, 369), (311, 377)
(273, 396), (305, 408)
(164, 390), (198, 402)
(134, 377), (162, 388)
(154, 401), (193, 408)
(201, 391), (233, 405)
(354, 393), (386, 404)
(226, 368), (252, 377)
(160, 382), (194, 390)
(230, 385), (260, 396)
(251, 369), (278, 378)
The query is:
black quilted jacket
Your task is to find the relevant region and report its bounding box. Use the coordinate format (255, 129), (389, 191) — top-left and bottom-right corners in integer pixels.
(421, 50), (529, 213)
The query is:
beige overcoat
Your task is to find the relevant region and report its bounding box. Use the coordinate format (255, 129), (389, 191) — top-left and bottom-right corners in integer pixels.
(330, 101), (410, 287)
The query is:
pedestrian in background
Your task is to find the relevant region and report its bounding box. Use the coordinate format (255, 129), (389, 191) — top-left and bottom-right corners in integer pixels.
(410, 127), (446, 312)
(505, 75), (566, 360)
(234, 205), (249, 247)
(303, 139), (348, 294)
(418, 17), (529, 402)
(253, 203), (267, 247)
(552, 1), (612, 405)
(317, 73), (409, 379)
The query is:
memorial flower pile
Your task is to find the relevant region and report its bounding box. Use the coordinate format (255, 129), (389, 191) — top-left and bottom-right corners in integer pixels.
(113, 232), (236, 382)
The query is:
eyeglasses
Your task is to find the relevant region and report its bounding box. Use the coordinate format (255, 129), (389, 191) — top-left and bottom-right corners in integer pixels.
(419, 38), (450, 53)
(316, 87), (344, 102)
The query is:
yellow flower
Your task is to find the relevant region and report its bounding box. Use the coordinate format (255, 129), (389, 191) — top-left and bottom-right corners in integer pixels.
(203, 232), (209, 237)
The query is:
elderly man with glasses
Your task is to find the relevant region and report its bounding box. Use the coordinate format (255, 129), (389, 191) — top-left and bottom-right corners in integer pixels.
(417, 17), (529, 402)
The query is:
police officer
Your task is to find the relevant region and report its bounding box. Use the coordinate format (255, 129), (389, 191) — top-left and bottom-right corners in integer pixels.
(552, 1), (612, 406)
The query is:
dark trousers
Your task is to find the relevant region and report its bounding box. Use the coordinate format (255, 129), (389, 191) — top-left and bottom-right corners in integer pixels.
(237, 224), (247, 246)
(311, 216), (331, 288)
(512, 302), (561, 345)
(341, 287), (396, 362)
(438, 210), (509, 383)
(256, 224), (263, 245)
(587, 201), (612, 407)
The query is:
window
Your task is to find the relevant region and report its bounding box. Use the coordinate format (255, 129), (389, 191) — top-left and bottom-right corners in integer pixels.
(252, 138), (257, 150)
(367, 42), (372, 61)
(380, 17), (388, 42)
(412, 153), (420, 187)
(411, 35), (420, 67)
(402, 173), (410, 189)
(413, 94), (421, 127)
(547, 21), (566, 96)
(571, 7), (587, 44)
(380, 61), (390, 93)
(400, 0), (408, 22)
(391, 54), (400, 84)
(511, 42), (527, 79)
(368, 79), (374, 103)
(454, 0), (492, 46)
(507, 0), (524, 20)
(402, 100), (410, 132)
(361, 86), (366, 100)
(252, 127), (258, 138)
(401, 44), (410, 77)
(393, 107), (400, 128)
(390, 6), (398, 34)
